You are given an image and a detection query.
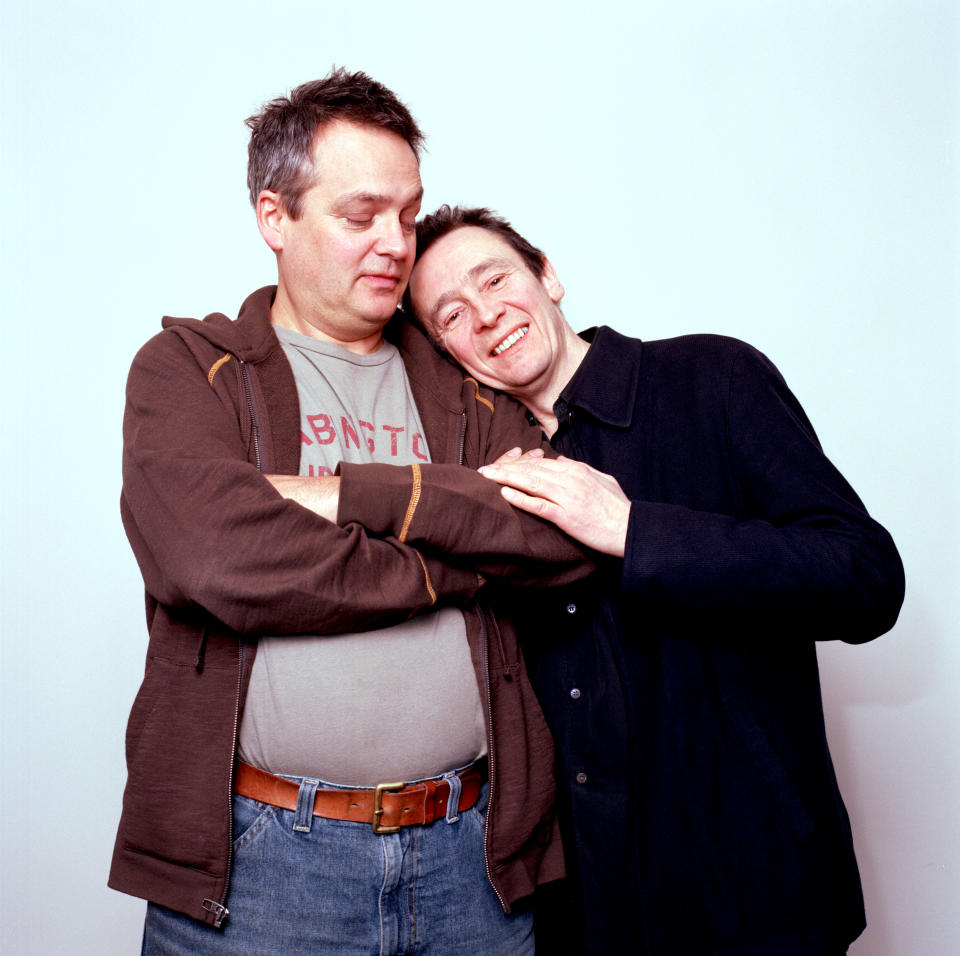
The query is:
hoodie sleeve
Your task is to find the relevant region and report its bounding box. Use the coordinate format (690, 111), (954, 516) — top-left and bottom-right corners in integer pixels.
(121, 330), (480, 636)
(336, 385), (594, 587)
(336, 461), (592, 586)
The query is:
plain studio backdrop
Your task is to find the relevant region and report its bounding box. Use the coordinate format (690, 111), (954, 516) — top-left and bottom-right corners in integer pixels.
(1, 2), (956, 953)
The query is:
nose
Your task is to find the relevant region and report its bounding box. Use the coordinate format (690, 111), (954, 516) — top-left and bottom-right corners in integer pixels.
(474, 296), (505, 329)
(374, 216), (411, 259)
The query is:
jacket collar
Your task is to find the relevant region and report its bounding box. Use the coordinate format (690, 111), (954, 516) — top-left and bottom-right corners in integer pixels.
(556, 326), (643, 429)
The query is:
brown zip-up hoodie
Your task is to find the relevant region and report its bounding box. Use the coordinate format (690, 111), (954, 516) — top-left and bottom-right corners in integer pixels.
(110, 286), (591, 927)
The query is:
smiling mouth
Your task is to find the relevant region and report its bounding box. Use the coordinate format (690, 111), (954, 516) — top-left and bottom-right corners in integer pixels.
(492, 326), (529, 356)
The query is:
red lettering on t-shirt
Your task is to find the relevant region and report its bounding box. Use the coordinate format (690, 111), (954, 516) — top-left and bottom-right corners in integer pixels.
(359, 420), (375, 453)
(301, 430), (313, 446)
(307, 413), (335, 445)
(307, 464), (334, 477)
(382, 424), (405, 456)
(341, 417), (361, 450)
(412, 433), (428, 461)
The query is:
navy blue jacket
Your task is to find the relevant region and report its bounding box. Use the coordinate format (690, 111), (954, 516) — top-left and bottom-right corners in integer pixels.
(515, 327), (904, 955)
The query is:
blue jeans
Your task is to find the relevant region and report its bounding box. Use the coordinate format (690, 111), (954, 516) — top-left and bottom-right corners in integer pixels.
(142, 777), (533, 955)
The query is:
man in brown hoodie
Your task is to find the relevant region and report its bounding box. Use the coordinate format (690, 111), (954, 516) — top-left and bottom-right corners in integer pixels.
(111, 71), (588, 955)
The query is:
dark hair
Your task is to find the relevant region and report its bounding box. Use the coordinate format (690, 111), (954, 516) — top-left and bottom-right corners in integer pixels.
(402, 206), (548, 323)
(246, 68), (425, 219)
(416, 205), (547, 277)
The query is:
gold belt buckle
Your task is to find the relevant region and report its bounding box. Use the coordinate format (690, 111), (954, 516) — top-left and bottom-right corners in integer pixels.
(372, 781), (405, 834)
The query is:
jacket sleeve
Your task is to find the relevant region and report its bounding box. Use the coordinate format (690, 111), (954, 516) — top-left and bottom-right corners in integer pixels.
(621, 345), (904, 642)
(336, 390), (593, 587)
(121, 332), (480, 637)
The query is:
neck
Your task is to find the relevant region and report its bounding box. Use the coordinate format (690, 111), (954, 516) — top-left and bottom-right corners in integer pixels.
(516, 327), (590, 439)
(270, 283), (385, 355)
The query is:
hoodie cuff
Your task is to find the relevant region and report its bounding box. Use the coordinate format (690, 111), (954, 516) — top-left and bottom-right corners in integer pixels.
(336, 461), (420, 538)
(337, 461), (481, 604)
(417, 552), (483, 606)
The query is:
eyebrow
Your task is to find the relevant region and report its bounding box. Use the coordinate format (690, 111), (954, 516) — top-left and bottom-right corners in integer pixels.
(430, 257), (514, 320)
(332, 188), (424, 209)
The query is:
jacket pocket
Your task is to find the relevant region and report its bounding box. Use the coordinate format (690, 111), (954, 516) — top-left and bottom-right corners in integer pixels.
(120, 657), (237, 875)
(720, 693), (815, 839)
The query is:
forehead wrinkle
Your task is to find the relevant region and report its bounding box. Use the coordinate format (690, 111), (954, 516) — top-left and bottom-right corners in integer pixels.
(332, 186), (424, 208)
(430, 256), (514, 319)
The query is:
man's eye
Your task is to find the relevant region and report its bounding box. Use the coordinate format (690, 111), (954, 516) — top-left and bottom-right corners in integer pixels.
(488, 274), (506, 289)
(444, 311), (462, 330)
(346, 218), (372, 227)
(401, 220), (416, 234)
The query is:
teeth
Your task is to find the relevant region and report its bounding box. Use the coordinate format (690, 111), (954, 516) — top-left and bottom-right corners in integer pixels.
(492, 326), (528, 356)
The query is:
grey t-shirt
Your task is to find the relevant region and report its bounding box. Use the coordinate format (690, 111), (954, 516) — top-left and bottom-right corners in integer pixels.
(237, 327), (486, 785)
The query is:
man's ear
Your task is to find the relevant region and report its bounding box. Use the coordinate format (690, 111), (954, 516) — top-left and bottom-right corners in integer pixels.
(540, 257), (565, 305)
(256, 190), (285, 252)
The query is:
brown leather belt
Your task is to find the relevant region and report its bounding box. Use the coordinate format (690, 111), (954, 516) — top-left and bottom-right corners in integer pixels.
(234, 761), (486, 834)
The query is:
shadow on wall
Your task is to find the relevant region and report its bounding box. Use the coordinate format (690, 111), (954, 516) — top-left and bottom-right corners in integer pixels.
(818, 597), (934, 956)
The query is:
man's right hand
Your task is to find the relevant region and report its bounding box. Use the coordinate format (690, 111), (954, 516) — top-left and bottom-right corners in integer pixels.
(478, 452), (630, 557)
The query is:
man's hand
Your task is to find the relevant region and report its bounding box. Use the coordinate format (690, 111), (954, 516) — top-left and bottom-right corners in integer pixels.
(478, 452), (630, 556)
(266, 475), (340, 522)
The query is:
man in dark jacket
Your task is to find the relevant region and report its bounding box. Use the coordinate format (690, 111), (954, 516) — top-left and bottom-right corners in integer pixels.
(111, 75), (591, 955)
(405, 205), (905, 955)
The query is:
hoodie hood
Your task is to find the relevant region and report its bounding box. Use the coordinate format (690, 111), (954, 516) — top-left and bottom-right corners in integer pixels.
(161, 286), (281, 364)
(158, 284), (473, 424)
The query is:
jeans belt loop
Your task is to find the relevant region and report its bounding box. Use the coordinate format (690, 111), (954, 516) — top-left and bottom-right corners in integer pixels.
(442, 770), (462, 824)
(294, 777), (320, 833)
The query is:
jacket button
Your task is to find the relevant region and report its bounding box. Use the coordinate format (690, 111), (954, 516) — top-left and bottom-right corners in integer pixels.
(570, 688), (581, 700)
(566, 603), (577, 614)
(575, 772), (588, 785)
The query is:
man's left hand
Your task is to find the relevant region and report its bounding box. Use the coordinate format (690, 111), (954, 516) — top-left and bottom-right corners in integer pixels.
(479, 452), (630, 557)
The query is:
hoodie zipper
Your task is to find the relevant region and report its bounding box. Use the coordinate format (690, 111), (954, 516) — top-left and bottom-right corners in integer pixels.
(461, 404), (505, 909)
(455, 411), (466, 466)
(239, 360), (263, 472)
(478, 606), (508, 912)
(202, 640), (243, 928)
(221, 640), (245, 927)
(203, 359), (264, 927)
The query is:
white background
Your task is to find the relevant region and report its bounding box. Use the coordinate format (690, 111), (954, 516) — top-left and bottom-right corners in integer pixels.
(1, 1), (956, 953)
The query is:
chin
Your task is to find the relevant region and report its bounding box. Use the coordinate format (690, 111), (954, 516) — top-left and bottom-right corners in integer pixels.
(361, 303), (400, 323)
